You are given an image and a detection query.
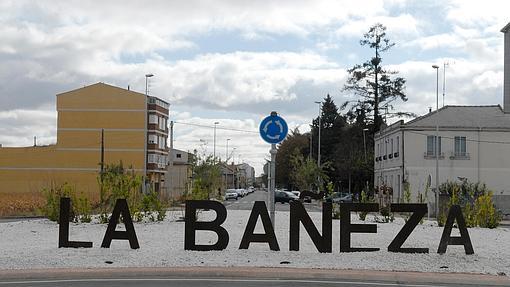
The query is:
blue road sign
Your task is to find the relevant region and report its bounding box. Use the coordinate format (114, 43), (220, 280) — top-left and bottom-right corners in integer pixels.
(259, 113), (288, 144)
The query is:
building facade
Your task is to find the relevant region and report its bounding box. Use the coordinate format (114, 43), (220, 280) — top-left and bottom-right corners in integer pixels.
(0, 82), (169, 197)
(374, 23), (510, 215)
(165, 148), (193, 199)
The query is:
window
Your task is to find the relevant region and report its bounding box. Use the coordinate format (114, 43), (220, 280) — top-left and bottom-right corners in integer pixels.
(391, 138), (394, 154)
(148, 134), (158, 144)
(159, 117), (166, 130)
(426, 135), (441, 156)
(149, 114), (158, 124)
(396, 136), (399, 153)
(148, 154), (157, 163)
(176, 153), (182, 158)
(158, 136), (166, 149)
(454, 136), (466, 156)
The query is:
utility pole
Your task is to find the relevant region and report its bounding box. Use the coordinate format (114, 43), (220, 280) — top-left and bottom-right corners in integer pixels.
(100, 128), (104, 192)
(213, 122), (219, 162)
(433, 65), (440, 218)
(143, 73), (154, 194)
(443, 62), (448, 107)
(169, 121), (174, 194)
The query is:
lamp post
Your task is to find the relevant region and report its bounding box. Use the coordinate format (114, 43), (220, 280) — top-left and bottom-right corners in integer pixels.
(213, 122), (219, 162)
(226, 138), (230, 163)
(432, 64), (440, 218)
(143, 73), (154, 194)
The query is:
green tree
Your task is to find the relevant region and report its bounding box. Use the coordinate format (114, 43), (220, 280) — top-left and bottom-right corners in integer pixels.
(275, 128), (310, 189)
(190, 153), (222, 200)
(342, 23), (413, 132)
(289, 151), (328, 192)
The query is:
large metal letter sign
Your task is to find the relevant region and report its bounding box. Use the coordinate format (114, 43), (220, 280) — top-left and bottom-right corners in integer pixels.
(260, 111), (288, 226)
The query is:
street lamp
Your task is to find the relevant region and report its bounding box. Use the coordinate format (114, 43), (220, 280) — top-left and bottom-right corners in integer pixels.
(226, 138), (231, 163)
(213, 122), (219, 162)
(432, 64), (440, 218)
(143, 73), (154, 194)
(145, 74), (154, 95)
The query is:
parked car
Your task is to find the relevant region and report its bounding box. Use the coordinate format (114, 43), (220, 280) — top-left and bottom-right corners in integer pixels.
(325, 192), (353, 203)
(236, 188), (247, 197)
(290, 190), (300, 198)
(275, 191), (299, 204)
(225, 189), (240, 200)
(302, 196), (312, 203)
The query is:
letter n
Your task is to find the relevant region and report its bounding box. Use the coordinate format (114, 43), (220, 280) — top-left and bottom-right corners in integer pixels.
(289, 201), (331, 253)
(437, 205), (474, 255)
(101, 199), (140, 249)
(239, 201), (279, 251)
(58, 197), (92, 248)
(184, 200), (229, 251)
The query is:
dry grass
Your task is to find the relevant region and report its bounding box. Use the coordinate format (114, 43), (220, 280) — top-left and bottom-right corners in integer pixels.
(0, 192), (45, 217)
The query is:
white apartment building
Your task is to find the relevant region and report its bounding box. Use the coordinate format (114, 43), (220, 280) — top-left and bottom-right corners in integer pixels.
(374, 23), (510, 215)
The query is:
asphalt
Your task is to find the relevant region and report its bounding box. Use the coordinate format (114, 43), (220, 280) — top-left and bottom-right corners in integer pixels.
(0, 267), (508, 287)
(223, 189), (323, 212)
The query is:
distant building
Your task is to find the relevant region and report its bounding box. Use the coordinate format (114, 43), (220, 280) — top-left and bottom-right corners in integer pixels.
(0, 82), (169, 196)
(236, 162), (255, 188)
(165, 148), (193, 199)
(374, 23), (510, 215)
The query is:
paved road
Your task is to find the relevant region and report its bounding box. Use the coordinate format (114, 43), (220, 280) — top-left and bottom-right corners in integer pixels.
(223, 189), (322, 212)
(0, 267), (508, 287)
(0, 277), (489, 287)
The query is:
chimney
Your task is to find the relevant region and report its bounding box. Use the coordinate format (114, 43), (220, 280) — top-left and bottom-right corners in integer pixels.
(502, 22), (510, 113)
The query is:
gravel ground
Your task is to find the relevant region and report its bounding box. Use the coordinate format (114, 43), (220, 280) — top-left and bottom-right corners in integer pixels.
(0, 209), (509, 275)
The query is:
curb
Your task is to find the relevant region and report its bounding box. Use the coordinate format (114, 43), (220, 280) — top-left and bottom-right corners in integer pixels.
(0, 267), (508, 285)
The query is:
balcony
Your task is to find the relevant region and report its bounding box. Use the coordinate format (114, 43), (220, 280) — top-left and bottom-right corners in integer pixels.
(394, 152), (399, 158)
(423, 152), (444, 159)
(449, 152), (470, 160)
(388, 154), (393, 159)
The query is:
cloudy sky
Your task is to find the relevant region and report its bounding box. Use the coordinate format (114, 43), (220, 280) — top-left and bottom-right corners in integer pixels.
(0, 0), (509, 174)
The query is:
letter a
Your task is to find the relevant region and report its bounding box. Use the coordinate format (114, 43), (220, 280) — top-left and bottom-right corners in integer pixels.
(101, 199), (139, 249)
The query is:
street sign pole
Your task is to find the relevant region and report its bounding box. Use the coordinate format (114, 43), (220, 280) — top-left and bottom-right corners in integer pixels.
(269, 143), (276, 225)
(259, 111), (288, 228)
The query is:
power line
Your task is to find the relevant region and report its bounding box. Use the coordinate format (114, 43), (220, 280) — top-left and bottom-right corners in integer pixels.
(173, 121), (259, 134)
(407, 130), (510, 145)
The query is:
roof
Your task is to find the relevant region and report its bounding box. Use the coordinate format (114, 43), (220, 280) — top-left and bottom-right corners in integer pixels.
(404, 105), (510, 129)
(502, 22), (510, 33)
(57, 82), (146, 97)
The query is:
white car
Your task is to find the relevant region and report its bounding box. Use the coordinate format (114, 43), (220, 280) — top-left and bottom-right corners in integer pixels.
(225, 189), (239, 200)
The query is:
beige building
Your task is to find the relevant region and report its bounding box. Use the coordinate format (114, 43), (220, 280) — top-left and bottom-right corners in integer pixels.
(166, 148), (193, 199)
(0, 82), (169, 198)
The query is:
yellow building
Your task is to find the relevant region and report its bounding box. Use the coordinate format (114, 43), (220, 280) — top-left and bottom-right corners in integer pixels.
(0, 83), (169, 199)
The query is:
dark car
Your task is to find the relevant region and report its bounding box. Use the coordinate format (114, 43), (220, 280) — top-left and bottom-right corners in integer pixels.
(325, 192), (353, 203)
(275, 191), (299, 204)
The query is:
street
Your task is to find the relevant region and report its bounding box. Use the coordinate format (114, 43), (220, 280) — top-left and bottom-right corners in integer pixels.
(0, 267), (508, 287)
(223, 189), (322, 212)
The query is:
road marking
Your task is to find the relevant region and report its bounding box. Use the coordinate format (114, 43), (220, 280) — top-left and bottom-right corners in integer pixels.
(0, 278), (449, 287)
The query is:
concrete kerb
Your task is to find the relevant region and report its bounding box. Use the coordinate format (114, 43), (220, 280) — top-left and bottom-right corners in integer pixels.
(0, 267), (508, 285)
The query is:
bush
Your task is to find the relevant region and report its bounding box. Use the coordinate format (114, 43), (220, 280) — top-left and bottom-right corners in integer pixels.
(332, 203), (341, 219)
(42, 182), (76, 222)
(475, 192), (502, 228)
(438, 180), (501, 228)
(358, 189), (373, 221)
(42, 183), (92, 223)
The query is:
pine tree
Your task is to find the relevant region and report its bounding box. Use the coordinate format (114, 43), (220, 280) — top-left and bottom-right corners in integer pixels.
(342, 23), (414, 132)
